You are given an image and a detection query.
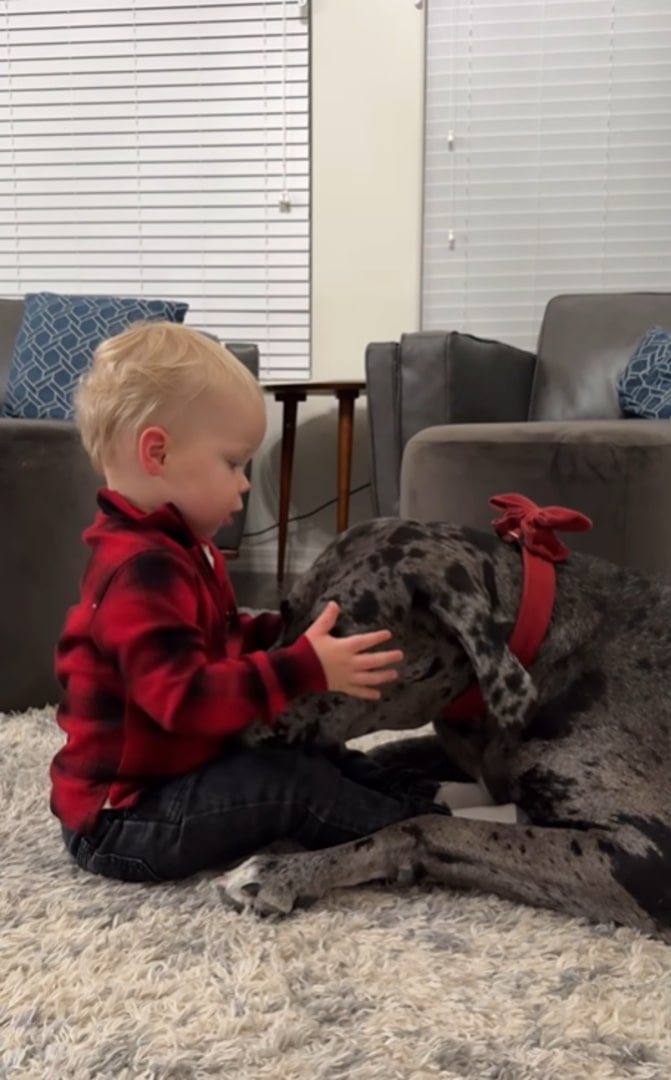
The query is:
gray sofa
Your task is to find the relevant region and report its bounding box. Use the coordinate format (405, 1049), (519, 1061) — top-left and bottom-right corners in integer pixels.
(367, 293), (671, 577)
(0, 297), (257, 712)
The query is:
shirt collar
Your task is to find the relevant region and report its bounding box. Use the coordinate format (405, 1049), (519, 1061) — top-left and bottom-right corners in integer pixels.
(97, 488), (203, 549)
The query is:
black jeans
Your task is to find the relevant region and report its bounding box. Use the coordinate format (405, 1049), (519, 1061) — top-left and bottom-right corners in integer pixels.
(62, 740), (448, 883)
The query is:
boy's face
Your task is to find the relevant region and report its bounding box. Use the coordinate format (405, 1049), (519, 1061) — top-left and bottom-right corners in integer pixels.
(159, 393), (266, 538)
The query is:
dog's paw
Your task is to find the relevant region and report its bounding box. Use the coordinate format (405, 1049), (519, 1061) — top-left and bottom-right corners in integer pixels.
(215, 854), (299, 917)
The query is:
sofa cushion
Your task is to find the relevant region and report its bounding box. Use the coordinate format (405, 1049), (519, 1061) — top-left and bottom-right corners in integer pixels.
(2, 292), (188, 421)
(529, 293), (671, 421)
(365, 330), (536, 515)
(617, 327), (671, 419)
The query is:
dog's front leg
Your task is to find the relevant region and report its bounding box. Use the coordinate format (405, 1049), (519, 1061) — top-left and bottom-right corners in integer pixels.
(216, 815), (663, 938)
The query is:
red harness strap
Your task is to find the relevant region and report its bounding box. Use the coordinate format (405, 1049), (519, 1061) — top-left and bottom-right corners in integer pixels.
(443, 494), (592, 722)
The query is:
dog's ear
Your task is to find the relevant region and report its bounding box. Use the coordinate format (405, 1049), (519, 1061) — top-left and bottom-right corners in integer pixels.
(404, 573), (536, 731)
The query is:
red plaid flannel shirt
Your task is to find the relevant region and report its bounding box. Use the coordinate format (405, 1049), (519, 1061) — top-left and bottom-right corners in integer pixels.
(50, 489), (326, 834)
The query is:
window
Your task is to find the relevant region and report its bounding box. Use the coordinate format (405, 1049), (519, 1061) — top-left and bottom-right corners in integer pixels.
(0, 0), (310, 378)
(422, 0), (671, 350)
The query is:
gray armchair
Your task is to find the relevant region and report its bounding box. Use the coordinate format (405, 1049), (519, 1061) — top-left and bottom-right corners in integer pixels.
(0, 297), (257, 711)
(366, 293), (671, 577)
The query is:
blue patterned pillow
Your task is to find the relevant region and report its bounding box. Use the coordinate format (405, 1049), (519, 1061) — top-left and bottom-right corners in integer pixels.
(617, 327), (671, 420)
(2, 292), (189, 421)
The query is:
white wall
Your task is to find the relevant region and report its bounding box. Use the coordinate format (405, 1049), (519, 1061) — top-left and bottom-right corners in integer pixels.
(238, 0), (426, 574)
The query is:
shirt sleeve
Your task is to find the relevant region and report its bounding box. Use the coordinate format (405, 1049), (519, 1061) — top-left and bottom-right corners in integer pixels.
(238, 610), (285, 652)
(91, 551), (326, 738)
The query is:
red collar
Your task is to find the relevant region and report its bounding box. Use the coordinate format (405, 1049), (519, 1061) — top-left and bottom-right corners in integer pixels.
(443, 494), (592, 722)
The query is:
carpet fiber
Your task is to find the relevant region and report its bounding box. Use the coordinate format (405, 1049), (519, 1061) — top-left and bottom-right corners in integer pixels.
(3, 708), (671, 1080)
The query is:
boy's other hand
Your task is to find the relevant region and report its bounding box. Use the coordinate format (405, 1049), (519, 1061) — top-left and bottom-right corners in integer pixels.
(305, 601), (403, 701)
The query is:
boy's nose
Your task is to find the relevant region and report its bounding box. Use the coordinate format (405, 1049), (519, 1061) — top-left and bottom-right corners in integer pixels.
(240, 473), (251, 494)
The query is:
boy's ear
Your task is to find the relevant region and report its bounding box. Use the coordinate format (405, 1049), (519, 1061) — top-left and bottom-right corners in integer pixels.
(138, 426), (169, 475)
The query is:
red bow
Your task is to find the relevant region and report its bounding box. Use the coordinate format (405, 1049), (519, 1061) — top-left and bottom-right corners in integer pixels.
(490, 494), (592, 563)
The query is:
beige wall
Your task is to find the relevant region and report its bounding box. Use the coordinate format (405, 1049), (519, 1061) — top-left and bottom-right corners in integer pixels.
(312, 0), (425, 381)
(237, 0), (425, 574)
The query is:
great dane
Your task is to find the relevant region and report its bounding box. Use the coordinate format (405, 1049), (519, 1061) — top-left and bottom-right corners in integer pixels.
(218, 499), (671, 942)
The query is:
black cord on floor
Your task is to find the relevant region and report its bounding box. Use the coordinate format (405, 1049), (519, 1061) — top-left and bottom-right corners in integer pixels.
(242, 482), (371, 539)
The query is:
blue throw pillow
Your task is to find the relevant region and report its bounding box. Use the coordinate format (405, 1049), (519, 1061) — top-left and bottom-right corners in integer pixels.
(2, 292), (189, 421)
(617, 326), (671, 420)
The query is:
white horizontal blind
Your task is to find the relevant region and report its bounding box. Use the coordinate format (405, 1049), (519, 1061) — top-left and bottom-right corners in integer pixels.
(423, 0), (671, 350)
(0, 0), (310, 379)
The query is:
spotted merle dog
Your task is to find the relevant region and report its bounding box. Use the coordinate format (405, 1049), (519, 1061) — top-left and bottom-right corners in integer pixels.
(218, 516), (671, 942)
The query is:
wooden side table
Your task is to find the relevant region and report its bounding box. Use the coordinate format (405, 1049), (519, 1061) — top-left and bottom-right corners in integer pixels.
(264, 381), (366, 582)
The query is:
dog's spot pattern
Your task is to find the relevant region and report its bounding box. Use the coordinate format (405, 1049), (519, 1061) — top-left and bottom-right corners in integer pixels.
(483, 560), (499, 608)
(505, 671), (524, 695)
(389, 524), (425, 546)
(518, 766), (578, 825)
(402, 574), (431, 609)
(381, 546), (404, 569)
(523, 671), (607, 743)
(625, 605), (650, 631)
(352, 589), (380, 624)
(401, 822), (425, 844)
(418, 657), (443, 682)
(445, 562), (475, 594)
(480, 617), (507, 655)
(602, 815), (671, 926)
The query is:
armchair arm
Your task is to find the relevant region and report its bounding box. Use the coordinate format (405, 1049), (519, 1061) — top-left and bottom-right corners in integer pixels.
(400, 418), (671, 577)
(0, 419), (99, 709)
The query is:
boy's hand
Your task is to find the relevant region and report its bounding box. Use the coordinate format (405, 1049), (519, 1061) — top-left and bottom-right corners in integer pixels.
(305, 601), (403, 701)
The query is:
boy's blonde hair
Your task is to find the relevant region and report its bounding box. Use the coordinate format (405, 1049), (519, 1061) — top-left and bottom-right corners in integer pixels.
(75, 321), (262, 473)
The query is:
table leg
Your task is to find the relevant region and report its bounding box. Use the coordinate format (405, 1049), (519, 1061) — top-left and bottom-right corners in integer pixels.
(276, 392), (303, 582)
(336, 390), (359, 533)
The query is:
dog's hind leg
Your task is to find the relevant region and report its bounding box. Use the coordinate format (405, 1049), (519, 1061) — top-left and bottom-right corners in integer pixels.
(216, 814), (670, 940)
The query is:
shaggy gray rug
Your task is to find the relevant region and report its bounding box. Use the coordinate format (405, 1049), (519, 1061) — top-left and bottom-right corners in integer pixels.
(3, 707), (671, 1080)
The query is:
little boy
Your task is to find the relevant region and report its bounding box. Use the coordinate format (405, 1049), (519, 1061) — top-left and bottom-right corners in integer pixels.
(52, 322), (447, 884)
